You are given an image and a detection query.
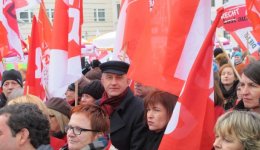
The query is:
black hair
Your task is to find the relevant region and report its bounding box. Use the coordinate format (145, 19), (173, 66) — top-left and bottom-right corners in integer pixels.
(0, 103), (50, 148)
(243, 61), (260, 85)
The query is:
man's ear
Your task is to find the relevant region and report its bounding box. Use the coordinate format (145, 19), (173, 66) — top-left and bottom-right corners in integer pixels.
(127, 79), (131, 85)
(16, 128), (30, 146)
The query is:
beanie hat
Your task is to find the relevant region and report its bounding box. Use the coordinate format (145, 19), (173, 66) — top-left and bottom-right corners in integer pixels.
(90, 59), (101, 68)
(234, 51), (242, 58)
(45, 97), (72, 118)
(213, 48), (223, 58)
(67, 83), (75, 91)
(1, 69), (23, 87)
(81, 80), (104, 100)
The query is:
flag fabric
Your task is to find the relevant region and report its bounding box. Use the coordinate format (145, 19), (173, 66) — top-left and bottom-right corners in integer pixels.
(38, 2), (53, 94)
(128, 0), (211, 96)
(0, 21), (9, 57)
(159, 7), (224, 150)
(0, 0), (24, 58)
(25, 16), (45, 100)
(218, 0), (260, 54)
(218, 3), (251, 32)
(112, 0), (150, 62)
(246, 0), (260, 31)
(48, 0), (82, 97)
(230, 28), (260, 53)
(13, 0), (40, 12)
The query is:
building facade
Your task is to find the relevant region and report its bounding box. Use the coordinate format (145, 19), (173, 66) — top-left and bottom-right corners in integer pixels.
(17, 0), (121, 39)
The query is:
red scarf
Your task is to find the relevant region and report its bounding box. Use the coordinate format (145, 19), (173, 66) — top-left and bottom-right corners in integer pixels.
(99, 88), (128, 116)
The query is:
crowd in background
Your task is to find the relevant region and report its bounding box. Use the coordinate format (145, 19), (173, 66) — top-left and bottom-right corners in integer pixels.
(0, 48), (260, 150)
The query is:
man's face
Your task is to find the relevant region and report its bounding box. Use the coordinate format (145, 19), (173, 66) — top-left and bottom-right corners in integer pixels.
(0, 114), (19, 150)
(101, 73), (129, 98)
(2, 80), (21, 98)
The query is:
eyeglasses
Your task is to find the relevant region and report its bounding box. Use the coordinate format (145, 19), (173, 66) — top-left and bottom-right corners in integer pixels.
(65, 125), (100, 135)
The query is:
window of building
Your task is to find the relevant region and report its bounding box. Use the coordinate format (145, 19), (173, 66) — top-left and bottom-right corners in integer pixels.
(18, 10), (33, 23)
(94, 9), (105, 22)
(223, 31), (230, 40)
(223, 0), (229, 4)
(211, 0), (215, 7)
(46, 8), (54, 22)
(117, 4), (120, 18)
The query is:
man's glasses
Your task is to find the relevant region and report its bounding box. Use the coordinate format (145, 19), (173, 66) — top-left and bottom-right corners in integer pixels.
(65, 125), (100, 135)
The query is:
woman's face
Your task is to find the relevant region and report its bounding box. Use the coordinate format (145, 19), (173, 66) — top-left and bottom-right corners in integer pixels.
(221, 67), (236, 86)
(236, 85), (243, 100)
(80, 94), (95, 105)
(214, 134), (243, 150)
(49, 114), (61, 133)
(146, 102), (169, 132)
(67, 113), (98, 150)
(240, 74), (260, 110)
(65, 90), (76, 103)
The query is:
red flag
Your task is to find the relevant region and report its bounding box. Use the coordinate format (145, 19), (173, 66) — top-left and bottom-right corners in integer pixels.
(246, 0), (260, 31)
(48, 0), (82, 97)
(0, 0), (24, 58)
(159, 8), (224, 150)
(36, 2), (53, 97)
(13, 0), (40, 11)
(25, 16), (45, 100)
(112, 0), (149, 61)
(0, 21), (10, 57)
(128, 0), (211, 96)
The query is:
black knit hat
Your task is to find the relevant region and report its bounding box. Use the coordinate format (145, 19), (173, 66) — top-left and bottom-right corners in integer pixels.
(1, 69), (23, 87)
(100, 61), (129, 75)
(67, 83), (75, 91)
(214, 48), (223, 58)
(45, 97), (72, 118)
(81, 80), (104, 100)
(90, 59), (101, 68)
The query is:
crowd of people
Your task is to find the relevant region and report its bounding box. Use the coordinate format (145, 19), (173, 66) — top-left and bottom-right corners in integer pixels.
(0, 50), (259, 149)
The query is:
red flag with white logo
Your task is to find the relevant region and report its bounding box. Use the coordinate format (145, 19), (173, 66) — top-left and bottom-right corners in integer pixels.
(25, 16), (45, 100)
(48, 0), (82, 97)
(0, 0), (24, 58)
(128, 0), (211, 96)
(159, 8), (223, 150)
(112, 0), (149, 62)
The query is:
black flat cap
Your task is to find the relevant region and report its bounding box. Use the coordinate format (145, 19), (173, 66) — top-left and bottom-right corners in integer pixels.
(100, 61), (129, 75)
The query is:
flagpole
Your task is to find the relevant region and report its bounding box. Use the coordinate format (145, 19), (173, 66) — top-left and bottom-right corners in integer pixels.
(74, 80), (79, 106)
(217, 37), (241, 81)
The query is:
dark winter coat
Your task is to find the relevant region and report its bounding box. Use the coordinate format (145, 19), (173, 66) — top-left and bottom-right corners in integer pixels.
(0, 93), (7, 108)
(101, 88), (147, 150)
(143, 130), (164, 150)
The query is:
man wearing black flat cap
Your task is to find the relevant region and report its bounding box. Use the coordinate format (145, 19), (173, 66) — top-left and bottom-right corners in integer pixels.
(0, 69), (23, 108)
(98, 60), (146, 150)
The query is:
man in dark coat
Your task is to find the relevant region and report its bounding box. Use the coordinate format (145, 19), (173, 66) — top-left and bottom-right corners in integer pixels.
(0, 69), (23, 108)
(98, 60), (147, 150)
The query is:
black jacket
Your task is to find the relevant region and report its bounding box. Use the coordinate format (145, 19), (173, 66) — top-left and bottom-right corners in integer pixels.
(101, 88), (147, 150)
(143, 130), (164, 150)
(0, 93), (7, 108)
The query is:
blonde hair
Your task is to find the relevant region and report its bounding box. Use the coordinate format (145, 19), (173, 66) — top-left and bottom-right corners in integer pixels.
(48, 108), (69, 133)
(215, 111), (260, 150)
(7, 94), (49, 117)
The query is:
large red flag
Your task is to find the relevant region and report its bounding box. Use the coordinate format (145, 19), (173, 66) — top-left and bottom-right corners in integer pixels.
(112, 0), (150, 61)
(128, 0), (211, 96)
(0, 0), (24, 58)
(37, 2), (53, 93)
(48, 0), (82, 97)
(25, 16), (45, 100)
(159, 8), (224, 150)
